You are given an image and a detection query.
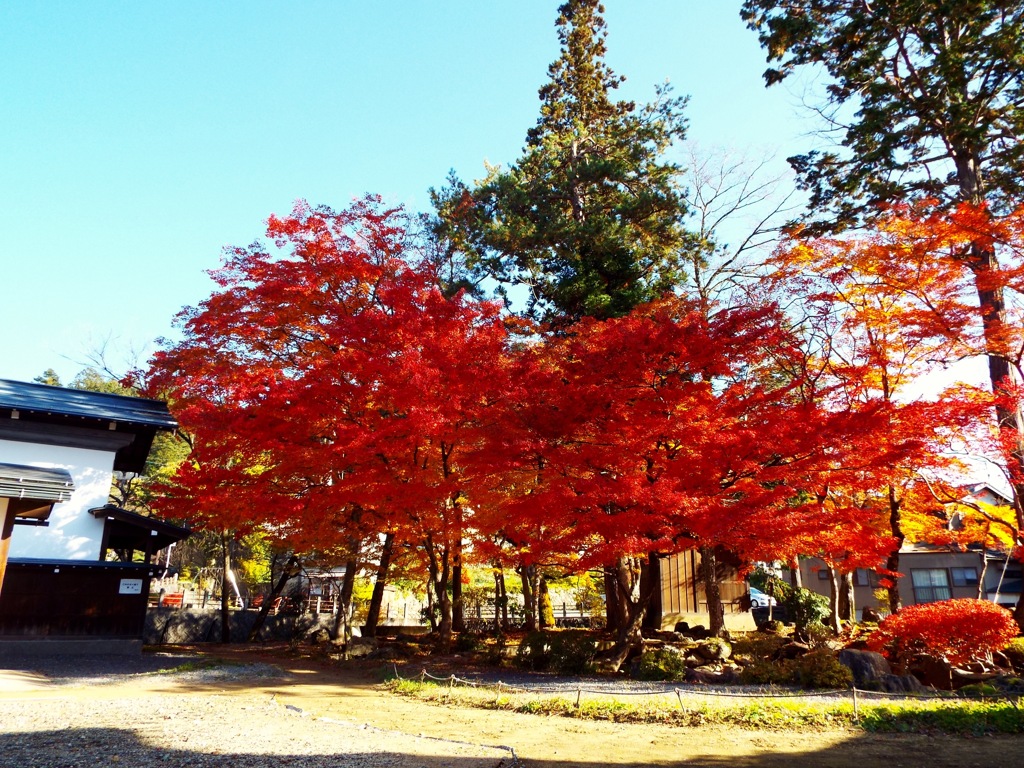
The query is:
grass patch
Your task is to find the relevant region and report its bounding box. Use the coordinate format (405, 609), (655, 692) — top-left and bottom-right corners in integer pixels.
(383, 679), (1024, 735)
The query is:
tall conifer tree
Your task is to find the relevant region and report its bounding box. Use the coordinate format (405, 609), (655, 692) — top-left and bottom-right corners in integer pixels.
(433, 0), (692, 323)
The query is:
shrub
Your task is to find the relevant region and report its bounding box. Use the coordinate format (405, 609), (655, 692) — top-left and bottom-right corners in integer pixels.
(636, 646), (689, 681)
(795, 649), (852, 689)
(547, 630), (597, 674)
(738, 658), (795, 685)
(455, 631), (483, 653)
(732, 632), (785, 661)
(787, 588), (830, 636)
(868, 599), (1018, 667)
(515, 631), (551, 671)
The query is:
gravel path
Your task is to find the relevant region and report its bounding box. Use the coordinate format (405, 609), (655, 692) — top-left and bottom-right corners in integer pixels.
(0, 656), (517, 768)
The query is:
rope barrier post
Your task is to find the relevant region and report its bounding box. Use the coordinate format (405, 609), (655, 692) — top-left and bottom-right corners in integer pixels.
(852, 687), (859, 721)
(675, 688), (683, 709)
(495, 682), (502, 705)
(419, 668), (425, 683)
(449, 674), (456, 690)
(576, 687), (582, 708)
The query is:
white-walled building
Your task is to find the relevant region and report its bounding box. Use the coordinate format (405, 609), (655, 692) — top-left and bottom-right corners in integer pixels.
(0, 379), (188, 653)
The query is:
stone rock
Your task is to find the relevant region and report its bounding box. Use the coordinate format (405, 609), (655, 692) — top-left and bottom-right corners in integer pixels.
(861, 607), (882, 623)
(838, 649), (891, 688)
(908, 654), (952, 690)
(681, 624), (711, 640)
(308, 628), (332, 645)
(374, 644), (412, 661)
(673, 621), (690, 633)
(696, 638), (732, 661)
(346, 638), (378, 658)
(775, 641), (810, 661)
(685, 666), (732, 685)
(876, 673), (928, 694)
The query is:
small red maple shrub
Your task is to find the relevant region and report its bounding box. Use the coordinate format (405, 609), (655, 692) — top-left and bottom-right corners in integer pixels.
(868, 599), (1019, 667)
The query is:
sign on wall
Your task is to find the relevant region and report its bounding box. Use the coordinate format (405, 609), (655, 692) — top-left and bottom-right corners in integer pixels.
(118, 578), (143, 595)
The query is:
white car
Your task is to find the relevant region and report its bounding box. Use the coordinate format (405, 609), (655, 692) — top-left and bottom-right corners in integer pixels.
(748, 587), (777, 609)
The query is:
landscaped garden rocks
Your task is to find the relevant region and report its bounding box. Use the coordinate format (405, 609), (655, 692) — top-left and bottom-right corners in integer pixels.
(837, 649), (891, 688)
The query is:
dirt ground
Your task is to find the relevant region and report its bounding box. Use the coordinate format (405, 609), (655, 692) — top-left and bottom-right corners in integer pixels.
(3, 645), (1023, 768)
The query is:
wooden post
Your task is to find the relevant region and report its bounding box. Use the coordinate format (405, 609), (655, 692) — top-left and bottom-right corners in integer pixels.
(0, 499), (13, 602)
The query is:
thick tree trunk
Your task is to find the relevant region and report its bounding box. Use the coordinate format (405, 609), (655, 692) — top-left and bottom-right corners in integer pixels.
(640, 553), (662, 633)
(699, 546), (725, 637)
(520, 564), (537, 631)
(426, 535), (453, 648)
(603, 564), (621, 633)
(538, 574), (554, 628)
(789, 557), (803, 590)
(331, 558), (359, 647)
(219, 531), (231, 644)
(363, 532), (395, 638)
(606, 561), (630, 632)
(963, 233), (1024, 631)
(246, 554), (301, 642)
(601, 554), (658, 672)
(838, 571), (855, 622)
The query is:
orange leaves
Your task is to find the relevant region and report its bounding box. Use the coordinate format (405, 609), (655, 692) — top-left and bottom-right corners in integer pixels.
(868, 599), (1018, 667)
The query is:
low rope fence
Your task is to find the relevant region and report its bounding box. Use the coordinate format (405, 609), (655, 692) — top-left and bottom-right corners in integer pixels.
(392, 665), (1024, 721)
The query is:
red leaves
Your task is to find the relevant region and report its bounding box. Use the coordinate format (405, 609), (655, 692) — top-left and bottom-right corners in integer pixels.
(868, 599), (1018, 667)
(146, 196), (1022, 583)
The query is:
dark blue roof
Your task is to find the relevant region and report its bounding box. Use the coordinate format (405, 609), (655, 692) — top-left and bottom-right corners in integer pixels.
(0, 378), (177, 430)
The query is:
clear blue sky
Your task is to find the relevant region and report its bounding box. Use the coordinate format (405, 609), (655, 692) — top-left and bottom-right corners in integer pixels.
(0, 1), (810, 384)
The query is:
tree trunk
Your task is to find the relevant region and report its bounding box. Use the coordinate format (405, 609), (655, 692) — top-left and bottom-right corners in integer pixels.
(452, 510), (464, 633)
(640, 553), (662, 633)
(246, 554), (301, 642)
(699, 546), (725, 637)
(538, 574), (554, 628)
(978, 550), (988, 601)
(603, 564), (621, 633)
(426, 535), (452, 648)
(331, 558), (359, 647)
(826, 567), (841, 635)
(520, 564), (537, 632)
(601, 554), (658, 672)
(363, 532), (395, 638)
(886, 485), (904, 615)
(838, 571), (854, 623)
(789, 557), (803, 590)
(424, 575), (437, 632)
(493, 566), (507, 634)
(219, 531), (231, 644)
(963, 236), (1024, 631)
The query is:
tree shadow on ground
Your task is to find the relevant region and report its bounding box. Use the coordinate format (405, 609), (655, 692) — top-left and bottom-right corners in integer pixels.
(0, 726), (516, 768)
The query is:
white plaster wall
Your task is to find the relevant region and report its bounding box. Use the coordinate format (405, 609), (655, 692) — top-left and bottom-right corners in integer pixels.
(0, 439), (114, 560)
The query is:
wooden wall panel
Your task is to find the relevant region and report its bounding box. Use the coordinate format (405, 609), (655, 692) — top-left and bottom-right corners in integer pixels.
(0, 560), (155, 638)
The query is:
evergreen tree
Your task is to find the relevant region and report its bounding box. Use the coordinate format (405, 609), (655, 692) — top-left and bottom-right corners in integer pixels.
(433, 0), (692, 322)
(740, 0), (1024, 224)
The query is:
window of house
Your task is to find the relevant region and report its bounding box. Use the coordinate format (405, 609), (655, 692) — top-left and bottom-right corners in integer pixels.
(950, 567), (979, 587)
(853, 569), (876, 587)
(817, 568), (829, 580)
(911, 569), (951, 603)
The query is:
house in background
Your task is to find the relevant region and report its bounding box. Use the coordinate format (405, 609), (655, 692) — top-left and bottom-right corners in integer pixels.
(801, 483), (1021, 618)
(0, 378), (189, 654)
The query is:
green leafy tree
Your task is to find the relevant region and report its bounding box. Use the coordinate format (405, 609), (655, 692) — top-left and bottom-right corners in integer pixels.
(740, 0), (1024, 222)
(742, 0), (1024, 628)
(433, 0), (692, 322)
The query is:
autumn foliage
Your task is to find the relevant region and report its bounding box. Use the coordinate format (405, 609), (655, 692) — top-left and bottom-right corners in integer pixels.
(868, 599), (1019, 668)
